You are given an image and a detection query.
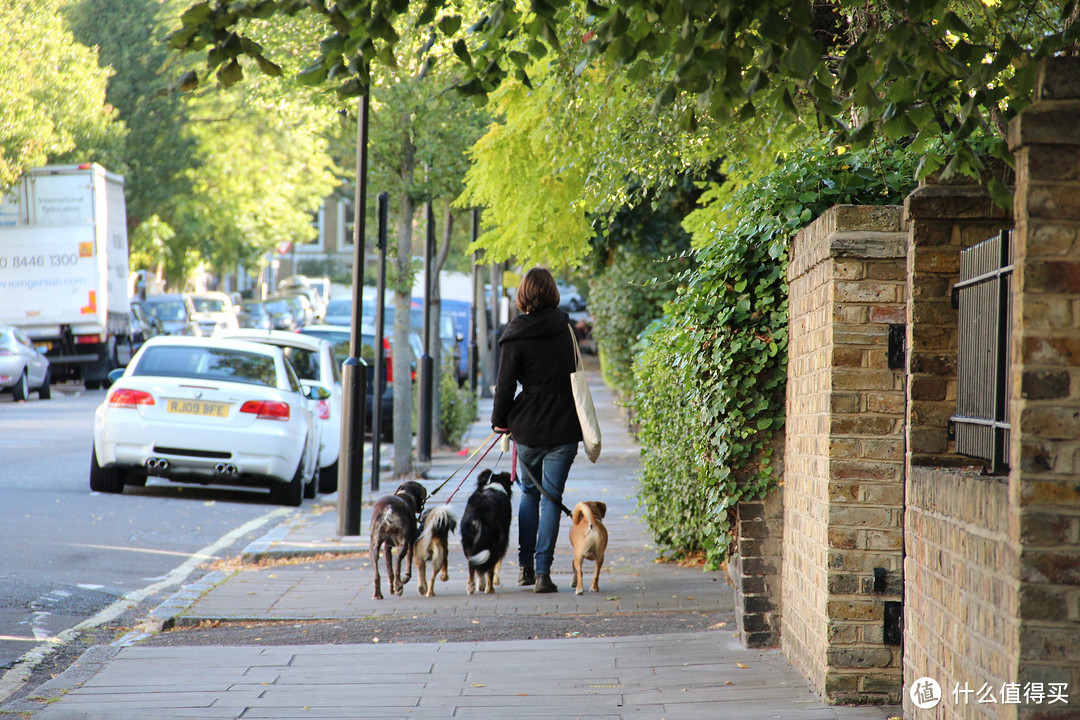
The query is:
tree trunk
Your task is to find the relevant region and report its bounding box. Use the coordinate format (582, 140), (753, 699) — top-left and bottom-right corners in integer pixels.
(392, 194), (415, 479)
(475, 256), (493, 397)
(430, 201), (456, 447)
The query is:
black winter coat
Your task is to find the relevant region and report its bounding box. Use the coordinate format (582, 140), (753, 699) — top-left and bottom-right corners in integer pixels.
(491, 306), (583, 447)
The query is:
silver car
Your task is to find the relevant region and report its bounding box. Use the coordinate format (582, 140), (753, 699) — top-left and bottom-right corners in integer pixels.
(0, 326), (51, 401)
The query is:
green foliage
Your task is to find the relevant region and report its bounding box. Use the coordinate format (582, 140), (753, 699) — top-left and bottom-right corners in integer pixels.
(633, 137), (921, 568)
(456, 79), (593, 269)
(67, 0), (341, 283)
(173, 0), (1074, 192)
(65, 0), (197, 231)
(439, 365), (477, 449)
(0, 0), (123, 189)
(298, 257), (353, 286)
(175, 88), (338, 270)
(586, 179), (700, 394)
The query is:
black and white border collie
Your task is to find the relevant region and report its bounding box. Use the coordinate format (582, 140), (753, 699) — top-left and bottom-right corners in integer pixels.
(460, 469), (513, 594)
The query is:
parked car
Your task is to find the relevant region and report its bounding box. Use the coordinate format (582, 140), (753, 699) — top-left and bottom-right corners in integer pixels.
(363, 299), (462, 383)
(300, 324), (395, 441)
(557, 283), (586, 312)
(90, 335), (320, 506)
(262, 297), (297, 331)
(218, 329), (342, 493)
(267, 294), (313, 329)
(186, 291), (240, 335)
(118, 303), (165, 367)
(278, 275), (329, 321)
(236, 300), (274, 330)
(137, 294), (200, 336)
(0, 325), (51, 401)
(322, 297), (352, 327)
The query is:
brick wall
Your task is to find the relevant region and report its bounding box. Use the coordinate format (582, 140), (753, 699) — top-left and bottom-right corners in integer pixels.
(900, 184), (1013, 720)
(784, 205), (907, 703)
(730, 484), (784, 648)
(1008, 57), (1080, 719)
(904, 468), (1019, 720)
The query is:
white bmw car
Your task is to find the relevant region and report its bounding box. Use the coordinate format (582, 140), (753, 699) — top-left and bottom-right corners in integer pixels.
(91, 336), (320, 506)
(217, 329), (342, 493)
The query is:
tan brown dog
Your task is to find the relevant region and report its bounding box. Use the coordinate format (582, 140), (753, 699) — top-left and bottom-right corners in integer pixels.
(569, 501), (608, 594)
(413, 505), (457, 597)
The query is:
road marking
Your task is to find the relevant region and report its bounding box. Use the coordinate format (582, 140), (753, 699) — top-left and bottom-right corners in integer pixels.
(0, 507), (291, 703)
(65, 544), (217, 560)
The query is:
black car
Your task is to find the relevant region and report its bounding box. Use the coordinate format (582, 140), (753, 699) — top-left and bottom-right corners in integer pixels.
(137, 294), (199, 336)
(300, 324), (397, 441)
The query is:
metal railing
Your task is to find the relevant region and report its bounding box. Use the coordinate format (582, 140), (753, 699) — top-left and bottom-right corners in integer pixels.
(951, 230), (1012, 474)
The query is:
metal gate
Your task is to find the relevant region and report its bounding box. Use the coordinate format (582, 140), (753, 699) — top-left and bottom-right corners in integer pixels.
(951, 230), (1012, 474)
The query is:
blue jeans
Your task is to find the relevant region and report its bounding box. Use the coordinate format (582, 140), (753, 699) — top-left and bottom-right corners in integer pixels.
(516, 442), (577, 575)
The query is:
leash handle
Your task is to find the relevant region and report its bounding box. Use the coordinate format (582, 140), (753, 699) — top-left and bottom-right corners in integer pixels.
(514, 439), (573, 517)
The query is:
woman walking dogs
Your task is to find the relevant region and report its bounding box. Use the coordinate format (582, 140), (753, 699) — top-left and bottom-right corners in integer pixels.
(492, 268), (583, 594)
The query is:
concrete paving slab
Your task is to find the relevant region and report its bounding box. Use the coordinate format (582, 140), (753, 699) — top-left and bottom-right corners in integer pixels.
(10, 362), (901, 720)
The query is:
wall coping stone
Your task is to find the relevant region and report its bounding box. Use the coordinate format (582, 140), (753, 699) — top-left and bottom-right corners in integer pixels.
(1035, 56), (1080, 100)
(790, 206), (905, 280)
(830, 231), (907, 259)
(1008, 101), (1080, 150)
(903, 183), (1008, 222)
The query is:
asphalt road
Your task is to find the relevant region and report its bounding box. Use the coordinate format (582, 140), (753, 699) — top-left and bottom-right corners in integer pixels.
(0, 385), (310, 691)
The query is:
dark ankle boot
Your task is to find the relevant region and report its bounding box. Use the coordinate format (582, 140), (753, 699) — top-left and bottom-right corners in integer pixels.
(534, 572), (557, 593)
(518, 568), (535, 586)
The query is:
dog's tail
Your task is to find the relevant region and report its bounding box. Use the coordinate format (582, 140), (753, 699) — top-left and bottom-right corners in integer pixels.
(418, 506), (458, 544)
(572, 502), (594, 529)
(467, 549), (491, 567)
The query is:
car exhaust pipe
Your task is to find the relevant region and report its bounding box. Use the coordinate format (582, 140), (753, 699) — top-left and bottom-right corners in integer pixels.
(145, 458), (169, 472)
(214, 463), (238, 476)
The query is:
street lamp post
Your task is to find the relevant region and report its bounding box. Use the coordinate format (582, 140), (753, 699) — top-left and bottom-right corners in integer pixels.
(337, 91), (370, 537)
(417, 201), (435, 464)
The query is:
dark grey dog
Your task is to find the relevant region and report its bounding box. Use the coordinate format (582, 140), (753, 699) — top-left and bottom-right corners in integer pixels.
(369, 480), (427, 599)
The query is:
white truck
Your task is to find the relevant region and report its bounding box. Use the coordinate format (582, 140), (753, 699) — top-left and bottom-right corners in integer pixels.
(0, 164), (130, 389)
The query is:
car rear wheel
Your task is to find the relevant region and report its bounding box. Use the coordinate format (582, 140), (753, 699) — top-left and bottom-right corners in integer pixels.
(270, 446), (306, 507)
(38, 368), (51, 400)
(89, 446), (126, 494)
(12, 370), (28, 401)
(318, 459), (338, 494)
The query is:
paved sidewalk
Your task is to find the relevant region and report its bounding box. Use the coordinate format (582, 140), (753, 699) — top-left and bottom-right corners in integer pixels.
(7, 360), (901, 719)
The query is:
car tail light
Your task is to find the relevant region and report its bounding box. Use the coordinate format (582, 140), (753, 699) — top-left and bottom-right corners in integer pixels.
(383, 338), (393, 383)
(108, 388), (155, 408)
(240, 400), (290, 420)
(0, 349), (14, 356)
(315, 399), (330, 420)
(76, 333), (105, 344)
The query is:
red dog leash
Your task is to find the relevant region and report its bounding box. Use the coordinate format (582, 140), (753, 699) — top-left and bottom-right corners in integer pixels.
(439, 433), (502, 505)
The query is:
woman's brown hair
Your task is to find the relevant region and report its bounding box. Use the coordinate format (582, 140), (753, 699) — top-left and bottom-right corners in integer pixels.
(516, 268), (560, 313)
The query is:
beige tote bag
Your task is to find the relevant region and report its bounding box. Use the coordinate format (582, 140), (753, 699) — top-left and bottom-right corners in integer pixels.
(569, 325), (601, 462)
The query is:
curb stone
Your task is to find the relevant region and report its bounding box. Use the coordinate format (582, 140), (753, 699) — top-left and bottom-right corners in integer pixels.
(1, 646), (122, 715)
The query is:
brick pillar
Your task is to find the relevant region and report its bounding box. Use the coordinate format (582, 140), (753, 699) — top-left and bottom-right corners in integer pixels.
(1009, 57), (1080, 718)
(730, 483), (784, 648)
(901, 183), (1013, 720)
(783, 205), (907, 704)
(903, 184), (1010, 466)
